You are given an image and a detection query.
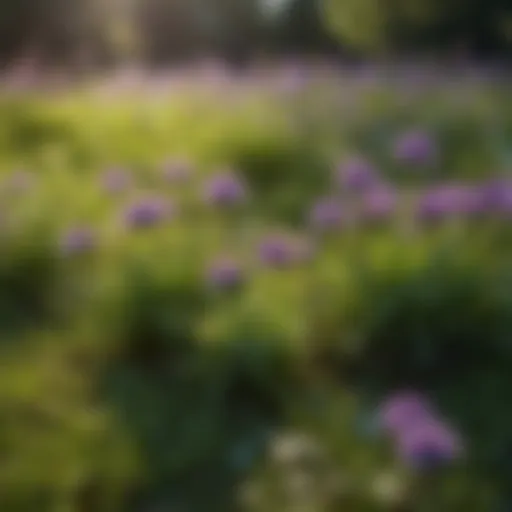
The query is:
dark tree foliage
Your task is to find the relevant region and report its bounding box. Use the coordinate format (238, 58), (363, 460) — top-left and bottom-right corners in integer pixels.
(0, 0), (509, 68)
(323, 0), (512, 57)
(268, 0), (343, 56)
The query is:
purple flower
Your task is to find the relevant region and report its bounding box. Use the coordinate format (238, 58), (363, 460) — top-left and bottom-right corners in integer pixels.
(309, 198), (344, 230)
(481, 179), (512, 216)
(207, 257), (244, 290)
(60, 227), (96, 256)
(393, 130), (437, 166)
(203, 171), (247, 207)
(480, 178), (507, 206)
(257, 234), (314, 268)
(258, 234), (296, 268)
(397, 419), (463, 470)
(101, 167), (131, 194)
(417, 185), (465, 222)
(337, 157), (378, 192)
(124, 197), (172, 228)
(457, 185), (489, 217)
(162, 158), (193, 184)
(418, 183), (496, 221)
(378, 391), (434, 435)
(499, 185), (512, 215)
(361, 186), (396, 221)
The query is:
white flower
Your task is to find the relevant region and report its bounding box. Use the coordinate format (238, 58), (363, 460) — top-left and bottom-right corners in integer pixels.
(269, 432), (322, 465)
(371, 471), (407, 505)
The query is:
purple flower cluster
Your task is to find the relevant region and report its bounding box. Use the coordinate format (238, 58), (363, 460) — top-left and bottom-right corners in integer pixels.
(337, 156), (378, 192)
(124, 197), (173, 229)
(393, 130), (437, 166)
(258, 234), (313, 269)
(205, 234), (314, 290)
(60, 226), (96, 256)
(379, 391), (434, 433)
(378, 390), (463, 470)
(207, 256), (243, 291)
(417, 185), (464, 221)
(417, 183), (492, 222)
(309, 197), (344, 230)
(456, 186), (489, 217)
(481, 179), (504, 207)
(361, 185), (397, 222)
(396, 419), (463, 470)
(203, 171), (247, 207)
(481, 178), (512, 216)
(44, 147), (511, 284)
(258, 234), (295, 268)
(498, 186), (512, 215)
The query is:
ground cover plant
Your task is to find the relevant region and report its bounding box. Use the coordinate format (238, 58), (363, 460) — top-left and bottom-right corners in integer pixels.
(0, 65), (511, 511)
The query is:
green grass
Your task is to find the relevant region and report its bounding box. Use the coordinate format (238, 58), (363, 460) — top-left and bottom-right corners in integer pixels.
(0, 76), (510, 511)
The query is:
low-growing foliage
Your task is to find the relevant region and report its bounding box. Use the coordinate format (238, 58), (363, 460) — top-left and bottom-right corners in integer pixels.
(0, 70), (510, 510)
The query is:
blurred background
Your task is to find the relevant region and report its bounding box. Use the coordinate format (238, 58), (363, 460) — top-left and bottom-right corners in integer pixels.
(0, 1), (511, 511)
(0, 0), (510, 73)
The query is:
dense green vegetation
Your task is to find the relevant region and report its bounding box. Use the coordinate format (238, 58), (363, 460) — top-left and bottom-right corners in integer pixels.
(0, 70), (511, 511)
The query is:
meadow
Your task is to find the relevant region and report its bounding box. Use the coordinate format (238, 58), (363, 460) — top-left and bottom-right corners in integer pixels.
(0, 64), (511, 511)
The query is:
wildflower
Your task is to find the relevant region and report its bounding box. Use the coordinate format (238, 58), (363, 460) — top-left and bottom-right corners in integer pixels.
(499, 185), (512, 215)
(203, 171), (247, 207)
(258, 234), (296, 268)
(337, 156), (379, 192)
(396, 419), (463, 470)
(482, 179), (512, 216)
(60, 227), (96, 256)
(207, 256), (244, 290)
(378, 390), (434, 435)
(269, 432), (323, 466)
(371, 471), (407, 506)
(393, 130), (437, 166)
(361, 185), (396, 222)
(457, 185), (488, 217)
(416, 185), (464, 222)
(124, 197), (172, 228)
(309, 197), (344, 230)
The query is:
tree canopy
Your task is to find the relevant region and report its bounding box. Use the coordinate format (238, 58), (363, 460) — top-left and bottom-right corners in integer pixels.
(322, 0), (512, 56)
